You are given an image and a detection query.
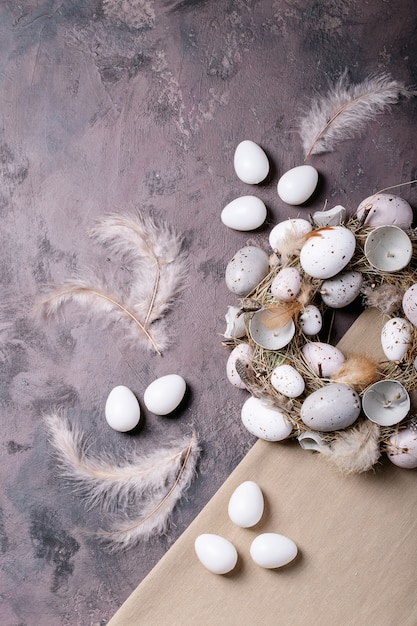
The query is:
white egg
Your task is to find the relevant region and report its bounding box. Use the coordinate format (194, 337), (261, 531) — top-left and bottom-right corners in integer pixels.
(241, 395), (293, 441)
(250, 533), (298, 569)
(381, 317), (413, 361)
(300, 226), (356, 279)
(143, 374), (186, 415)
(228, 481), (264, 528)
(356, 194), (413, 229)
(271, 267), (302, 301)
(320, 271), (363, 308)
(225, 245), (270, 296)
(299, 304), (322, 336)
(105, 385), (141, 432)
(277, 165), (319, 205)
(301, 341), (345, 377)
(221, 195), (267, 231)
(268, 218), (312, 252)
(313, 204), (346, 227)
(386, 427), (417, 469)
(194, 534), (238, 574)
(301, 384), (361, 432)
(223, 306), (247, 339)
(226, 343), (254, 389)
(233, 140), (269, 184)
(270, 364), (305, 398)
(402, 283), (417, 326)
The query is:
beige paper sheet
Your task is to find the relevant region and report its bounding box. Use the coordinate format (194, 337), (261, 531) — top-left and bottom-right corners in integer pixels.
(108, 309), (417, 626)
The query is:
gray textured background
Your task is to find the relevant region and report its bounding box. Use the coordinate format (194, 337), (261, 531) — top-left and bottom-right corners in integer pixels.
(0, 1), (416, 624)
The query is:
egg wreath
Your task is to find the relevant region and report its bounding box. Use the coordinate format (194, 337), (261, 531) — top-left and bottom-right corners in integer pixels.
(224, 198), (417, 475)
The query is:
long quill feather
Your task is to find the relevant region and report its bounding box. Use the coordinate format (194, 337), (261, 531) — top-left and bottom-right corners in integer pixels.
(300, 71), (416, 158)
(44, 411), (200, 549)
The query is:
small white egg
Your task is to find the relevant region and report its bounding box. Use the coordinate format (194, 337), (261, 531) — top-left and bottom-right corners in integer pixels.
(356, 194), (413, 229)
(241, 395), (293, 441)
(223, 306), (247, 340)
(143, 374), (186, 415)
(299, 304), (322, 336)
(225, 246), (270, 296)
(386, 427), (417, 469)
(277, 165), (319, 205)
(301, 341), (345, 377)
(221, 195), (267, 231)
(234, 140), (269, 184)
(194, 534), (238, 574)
(402, 283), (417, 326)
(381, 317), (413, 361)
(320, 271), (363, 308)
(271, 267), (302, 301)
(250, 533), (298, 569)
(300, 226), (356, 279)
(268, 218), (312, 252)
(228, 480), (264, 528)
(301, 384), (361, 432)
(226, 343), (254, 389)
(105, 385), (141, 432)
(270, 364), (305, 398)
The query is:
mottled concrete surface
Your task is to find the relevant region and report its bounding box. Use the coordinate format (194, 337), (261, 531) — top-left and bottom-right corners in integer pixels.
(0, 1), (416, 624)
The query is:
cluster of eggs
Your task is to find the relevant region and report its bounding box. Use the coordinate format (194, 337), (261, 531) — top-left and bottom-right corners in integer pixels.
(104, 374), (187, 432)
(194, 479), (298, 574)
(222, 139), (417, 469)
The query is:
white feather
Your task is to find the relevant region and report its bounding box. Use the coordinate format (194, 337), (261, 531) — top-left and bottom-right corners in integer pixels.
(320, 419), (381, 474)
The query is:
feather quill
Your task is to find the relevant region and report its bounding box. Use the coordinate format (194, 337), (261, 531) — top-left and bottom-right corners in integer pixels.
(320, 420), (381, 474)
(44, 411), (200, 549)
(300, 71), (416, 158)
(89, 211), (189, 325)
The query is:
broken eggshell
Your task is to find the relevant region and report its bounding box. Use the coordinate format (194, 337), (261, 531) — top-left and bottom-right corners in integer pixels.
(300, 226), (356, 279)
(386, 427), (417, 469)
(301, 383), (361, 432)
(313, 204), (346, 227)
(226, 343), (254, 389)
(302, 341), (345, 377)
(364, 226), (412, 272)
(356, 193), (413, 229)
(270, 364), (305, 398)
(381, 317), (413, 362)
(225, 245), (270, 296)
(271, 267), (302, 301)
(299, 304), (322, 336)
(362, 380), (410, 426)
(249, 310), (295, 350)
(224, 306), (247, 339)
(320, 271), (363, 309)
(241, 395), (293, 441)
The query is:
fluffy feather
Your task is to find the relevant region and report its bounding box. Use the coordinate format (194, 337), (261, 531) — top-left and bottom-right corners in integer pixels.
(90, 211), (189, 325)
(235, 358), (293, 414)
(361, 284), (403, 315)
(330, 354), (379, 391)
(299, 71), (416, 157)
(44, 411), (200, 549)
(320, 420), (381, 474)
(36, 276), (167, 355)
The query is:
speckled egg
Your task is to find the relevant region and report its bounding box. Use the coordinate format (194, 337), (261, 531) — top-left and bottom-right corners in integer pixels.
(300, 384), (361, 432)
(356, 193), (413, 229)
(386, 427), (417, 469)
(270, 267), (302, 302)
(241, 395), (293, 441)
(221, 195), (267, 231)
(381, 317), (413, 361)
(270, 364), (305, 398)
(234, 140), (269, 184)
(225, 246), (270, 296)
(268, 218), (312, 252)
(320, 271), (363, 308)
(299, 304), (322, 336)
(300, 226), (356, 279)
(277, 165), (319, 205)
(402, 283), (417, 326)
(302, 341), (345, 377)
(226, 343), (254, 389)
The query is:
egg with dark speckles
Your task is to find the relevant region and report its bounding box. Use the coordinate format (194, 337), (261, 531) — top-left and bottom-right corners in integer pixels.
(386, 427), (417, 469)
(225, 246), (269, 296)
(300, 226), (356, 279)
(381, 317), (412, 361)
(320, 271), (363, 308)
(241, 396), (293, 441)
(356, 194), (413, 229)
(301, 384), (361, 432)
